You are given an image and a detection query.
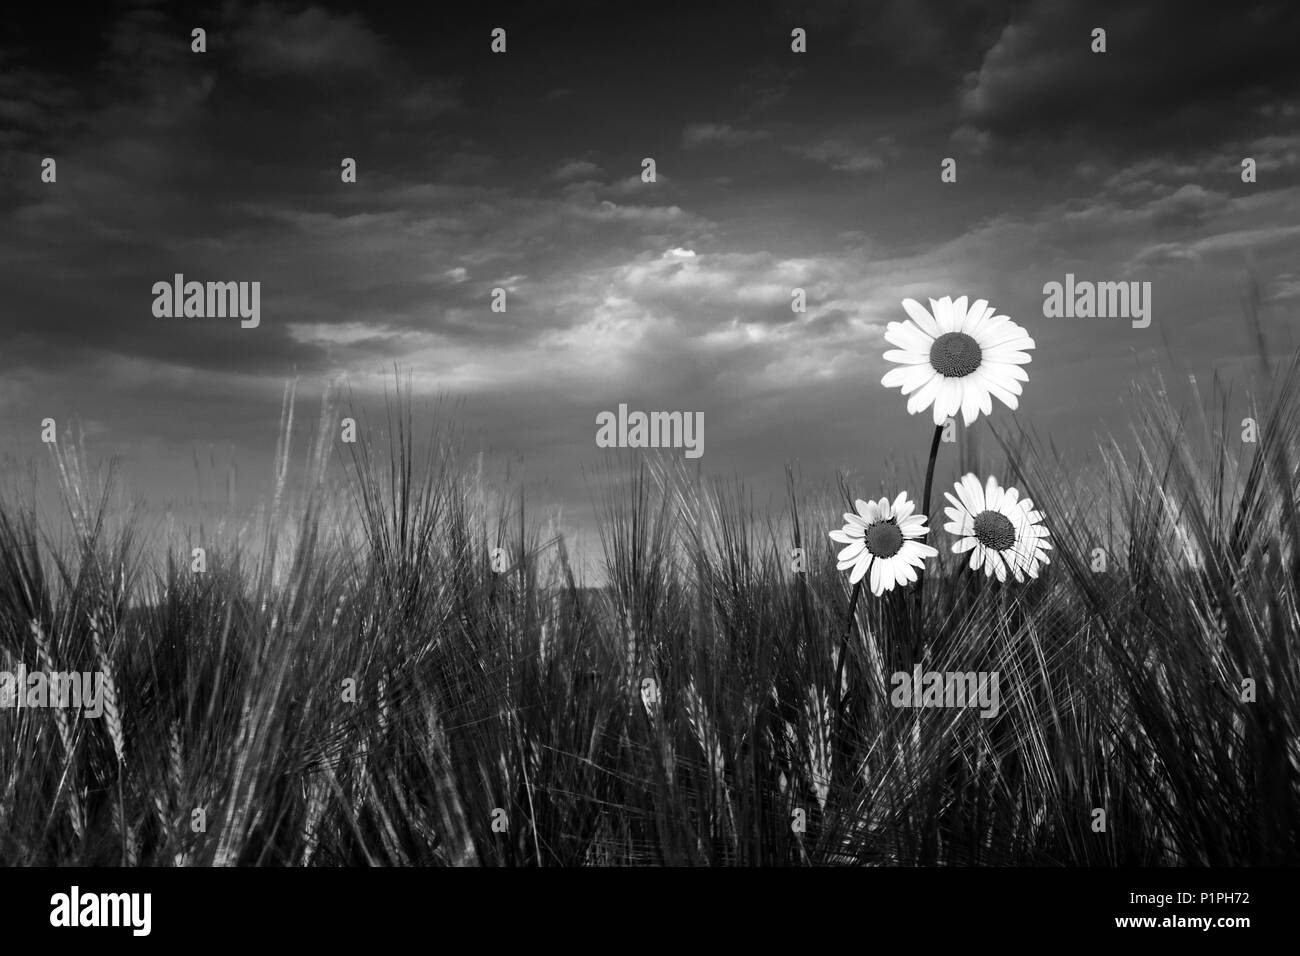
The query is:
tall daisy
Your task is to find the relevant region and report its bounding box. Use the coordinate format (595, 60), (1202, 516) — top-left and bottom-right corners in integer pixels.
(881, 295), (1035, 426)
(829, 491), (938, 596)
(942, 474), (1052, 583)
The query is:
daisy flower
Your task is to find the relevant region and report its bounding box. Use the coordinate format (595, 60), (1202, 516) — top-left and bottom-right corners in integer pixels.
(943, 474), (1052, 583)
(829, 491), (939, 596)
(881, 295), (1035, 426)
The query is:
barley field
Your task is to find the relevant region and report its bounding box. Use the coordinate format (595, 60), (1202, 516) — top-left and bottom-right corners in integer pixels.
(0, 336), (1297, 867)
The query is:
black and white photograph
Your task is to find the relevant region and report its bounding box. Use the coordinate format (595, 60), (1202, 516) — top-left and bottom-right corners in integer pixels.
(0, 0), (1296, 939)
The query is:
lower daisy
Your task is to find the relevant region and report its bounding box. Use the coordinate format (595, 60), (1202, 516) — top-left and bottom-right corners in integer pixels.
(942, 474), (1052, 582)
(829, 491), (938, 596)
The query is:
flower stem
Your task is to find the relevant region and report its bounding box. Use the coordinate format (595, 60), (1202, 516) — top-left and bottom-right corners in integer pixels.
(834, 580), (860, 724)
(912, 423), (945, 662)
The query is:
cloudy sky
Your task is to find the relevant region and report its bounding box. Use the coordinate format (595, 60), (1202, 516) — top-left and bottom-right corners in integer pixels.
(2, 0), (1298, 571)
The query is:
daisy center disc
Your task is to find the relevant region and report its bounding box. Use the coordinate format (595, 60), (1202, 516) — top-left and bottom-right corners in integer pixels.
(864, 520), (903, 558)
(972, 510), (1016, 551)
(929, 332), (983, 378)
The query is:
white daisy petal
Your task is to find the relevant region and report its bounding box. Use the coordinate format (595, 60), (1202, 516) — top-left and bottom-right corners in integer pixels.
(884, 321), (935, 352)
(960, 383), (982, 426)
(972, 369), (1019, 409)
(971, 317), (1010, 344)
(981, 327), (1035, 350)
(907, 374), (944, 416)
(978, 364), (1024, 395)
(901, 298), (942, 338)
(898, 368), (937, 397)
(931, 297), (954, 333)
(985, 476), (1001, 510)
(962, 299), (989, 334)
(982, 348), (1033, 365)
(883, 348), (932, 365)
(992, 363), (1030, 383)
(932, 378), (960, 425)
(849, 555), (870, 584)
(882, 365), (930, 391)
(950, 295), (969, 331)
(894, 561), (908, 590)
(947, 378), (966, 419)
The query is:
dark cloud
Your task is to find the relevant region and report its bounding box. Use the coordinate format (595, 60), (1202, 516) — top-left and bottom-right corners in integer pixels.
(960, 0), (1300, 152)
(682, 123), (771, 149)
(768, 0), (1020, 69)
(789, 136), (900, 173)
(231, 3), (389, 74)
(0, 0), (1295, 555)
(551, 159), (603, 181)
